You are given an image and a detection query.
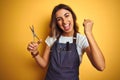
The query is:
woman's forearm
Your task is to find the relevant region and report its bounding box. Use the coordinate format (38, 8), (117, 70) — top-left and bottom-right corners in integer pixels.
(33, 54), (48, 68)
(85, 32), (105, 71)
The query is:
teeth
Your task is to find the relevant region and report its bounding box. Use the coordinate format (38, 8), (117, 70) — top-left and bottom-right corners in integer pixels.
(64, 24), (69, 27)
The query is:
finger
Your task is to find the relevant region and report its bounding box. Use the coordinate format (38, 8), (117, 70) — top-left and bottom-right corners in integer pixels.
(27, 42), (35, 49)
(28, 46), (38, 52)
(28, 44), (36, 50)
(30, 41), (38, 47)
(84, 19), (92, 22)
(29, 43), (35, 48)
(27, 46), (33, 51)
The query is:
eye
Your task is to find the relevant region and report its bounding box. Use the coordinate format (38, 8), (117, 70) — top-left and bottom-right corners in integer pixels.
(56, 17), (62, 21)
(65, 13), (69, 18)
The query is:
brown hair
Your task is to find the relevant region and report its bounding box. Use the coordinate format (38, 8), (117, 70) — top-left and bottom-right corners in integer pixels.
(49, 4), (79, 38)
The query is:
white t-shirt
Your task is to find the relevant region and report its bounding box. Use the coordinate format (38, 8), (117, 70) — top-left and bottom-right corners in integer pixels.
(45, 33), (89, 62)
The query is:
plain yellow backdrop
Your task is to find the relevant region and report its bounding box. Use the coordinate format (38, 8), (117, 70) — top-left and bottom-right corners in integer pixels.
(0, 0), (120, 80)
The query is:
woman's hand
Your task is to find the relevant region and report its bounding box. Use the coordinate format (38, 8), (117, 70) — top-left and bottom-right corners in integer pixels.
(27, 40), (42, 54)
(27, 40), (50, 68)
(83, 19), (94, 34)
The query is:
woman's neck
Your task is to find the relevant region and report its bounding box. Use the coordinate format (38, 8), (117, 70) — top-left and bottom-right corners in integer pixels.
(62, 30), (74, 37)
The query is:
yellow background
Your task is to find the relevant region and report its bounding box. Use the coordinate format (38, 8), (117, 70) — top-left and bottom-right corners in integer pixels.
(0, 0), (120, 80)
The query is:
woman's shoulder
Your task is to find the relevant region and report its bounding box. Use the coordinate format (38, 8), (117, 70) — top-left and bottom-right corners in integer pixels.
(76, 33), (86, 39)
(46, 36), (56, 40)
(76, 33), (89, 48)
(45, 36), (56, 47)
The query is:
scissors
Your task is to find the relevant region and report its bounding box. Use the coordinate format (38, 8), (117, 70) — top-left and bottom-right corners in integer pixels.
(29, 25), (40, 42)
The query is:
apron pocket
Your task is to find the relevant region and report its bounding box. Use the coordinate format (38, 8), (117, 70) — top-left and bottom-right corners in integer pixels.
(60, 51), (75, 68)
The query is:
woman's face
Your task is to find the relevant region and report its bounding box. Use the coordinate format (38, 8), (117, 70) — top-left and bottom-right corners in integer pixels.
(55, 9), (74, 34)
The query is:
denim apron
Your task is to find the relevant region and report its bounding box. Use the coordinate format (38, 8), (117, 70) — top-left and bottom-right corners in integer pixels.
(45, 33), (80, 80)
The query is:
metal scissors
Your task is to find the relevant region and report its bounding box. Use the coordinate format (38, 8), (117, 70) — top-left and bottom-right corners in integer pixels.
(29, 25), (40, 42)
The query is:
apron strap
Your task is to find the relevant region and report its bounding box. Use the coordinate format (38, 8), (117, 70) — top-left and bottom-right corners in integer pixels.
(73, 32), (77, 43)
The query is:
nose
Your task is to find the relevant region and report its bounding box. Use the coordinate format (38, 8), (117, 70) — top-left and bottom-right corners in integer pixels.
(62, 18), (67, 24)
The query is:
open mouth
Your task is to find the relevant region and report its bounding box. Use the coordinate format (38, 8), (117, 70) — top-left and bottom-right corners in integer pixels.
(63, 23), (71, 31)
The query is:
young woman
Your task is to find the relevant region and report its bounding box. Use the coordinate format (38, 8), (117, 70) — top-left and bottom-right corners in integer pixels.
(27, 4), (105, 80)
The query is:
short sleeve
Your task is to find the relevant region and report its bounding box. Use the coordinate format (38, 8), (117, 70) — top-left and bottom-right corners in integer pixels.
(77, 34), (89, 53)
(81, 35), (89, 49)
(45, 36), (56, 47)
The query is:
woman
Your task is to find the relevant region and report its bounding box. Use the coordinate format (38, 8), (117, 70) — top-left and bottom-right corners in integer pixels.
(27, 4), (105, 80)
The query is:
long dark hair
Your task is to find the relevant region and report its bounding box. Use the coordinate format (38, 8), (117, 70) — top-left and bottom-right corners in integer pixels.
(49, 4), (79, 38)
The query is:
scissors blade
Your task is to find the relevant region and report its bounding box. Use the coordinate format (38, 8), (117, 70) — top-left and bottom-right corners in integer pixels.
(29, 25), (40, 41)
(29, 26), (35, 41)
(34, 34), (40, 40)
(29, 26), (34, 33)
